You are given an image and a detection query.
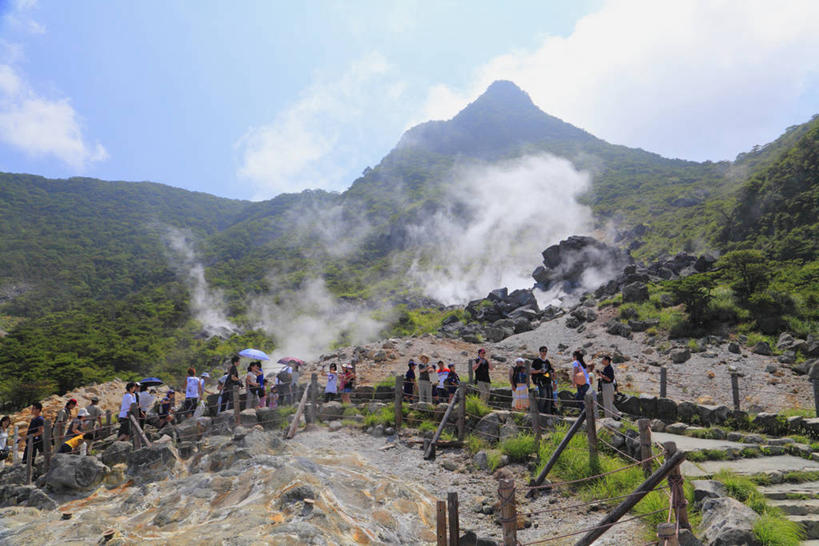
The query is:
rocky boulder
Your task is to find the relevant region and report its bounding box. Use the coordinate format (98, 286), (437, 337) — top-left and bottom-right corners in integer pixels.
(474, 412), (502, 442)
(44, 454), (108, 492)
(691, 480), (727, 505)
(606, 321), (632, 339)
(656, 398), (678, 421)
(699, 497), (761, 546)
(752, 342), (773, 356)
(670, 348), (691, 364)
(0, 484), (58, 510)
(534, 235), (632, 290)
(622, 282), (649, 303)
(319, 401), (345, 421)
(127, 444), (180, 483)
(101, 441), (132, 467)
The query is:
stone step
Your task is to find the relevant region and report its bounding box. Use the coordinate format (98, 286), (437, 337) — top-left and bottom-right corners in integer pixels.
(681, 455), (819, 478)
(759, 481), (819, 500)
(770, 498), (819, 515)
(788, 514), (819, 539)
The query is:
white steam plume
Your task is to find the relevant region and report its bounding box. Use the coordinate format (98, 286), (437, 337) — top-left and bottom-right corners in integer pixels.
(406, 154), (593, 304)
(249, 277), (388, 366)
(163, 227), (237, 338)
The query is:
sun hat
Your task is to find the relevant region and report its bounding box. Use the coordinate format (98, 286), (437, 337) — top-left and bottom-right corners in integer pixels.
(201, 372), (210, 378)
(77, 408), (89, 417)
(515, 357), (525, 364)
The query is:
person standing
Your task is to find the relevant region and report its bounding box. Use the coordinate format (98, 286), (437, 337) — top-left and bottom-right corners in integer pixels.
(340, 364), (355, 405)
(157, 390), (176, 430)
(531, 346), (555, 414)
(571, 350), (590, 413)
(84, 396), (103, 438)
(403, 360), (417, 402)
(324, 363), (338, 402)
(510, 358), (530, 410)
(118, 382), (138, 441)
(55, 398), (77, 439)
(472, 348), (492, 402)
(435, 361), (450, 403)
(444, 363), (460, 402)
(183, 367), (202, 419)
(220, 356), (241, 413)
(138, 384), (154, 429)
(599, 355), (621, 419)
(277, 363), (294, 406)
(245, 362), (261, 410)
(417, 355), (433, 404)
(0, 415), (10, 461)
(21, 402), (44, 463)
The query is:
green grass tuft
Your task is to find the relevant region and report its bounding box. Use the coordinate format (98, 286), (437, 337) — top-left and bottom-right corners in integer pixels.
(465, 394), (492, 418)
(753, 513), (805, 546)
(500, 433), (537, 462)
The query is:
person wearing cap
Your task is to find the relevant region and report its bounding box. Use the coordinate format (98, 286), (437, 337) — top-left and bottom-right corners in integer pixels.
(417, 355), (433, 404)
(84, 396), (103, 438)
(435, 361), (450, 403)
(472, 348), (492, 403)
(403, 360), (417, 402)
(55, 398), (78, 438)
(65, 407), (88, 441)
(509, 358), (530, 411)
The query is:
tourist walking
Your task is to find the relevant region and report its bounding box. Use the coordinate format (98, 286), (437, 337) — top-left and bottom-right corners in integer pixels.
(417, 355), (433, 404)
(472, 348), (492, 402)
(599, 355), (621, 419)
(510, 358), (530, 410)
(571, 350), (590, 413)
(531, 346), (555, 414)
(183, 367), (203, 419)
(403, 360), (417, 402)
(435, 361), (450, 403)
(0, 415), (11, 461)
(157, 390), (175, 430)
(118, 382), (138, 441)
(66, 407), (87, 440)
(138, 384), (155, 428)
(55, 398), (77, 439)
(324, 363), (338, 402)
(277, 363), (294, 406)
(21, 402), (44, 463)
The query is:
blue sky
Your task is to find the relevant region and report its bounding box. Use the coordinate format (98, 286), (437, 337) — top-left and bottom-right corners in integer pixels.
(1, 0), (818, 200)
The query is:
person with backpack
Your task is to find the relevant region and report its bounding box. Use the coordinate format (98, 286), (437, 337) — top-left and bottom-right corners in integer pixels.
(599, 355), (621, 419)
(220, 356), (241, 413)
(471, 348), (492, 402)
(571, 350), (590, 413)
(531, 346), (555, 414)
(340, 364), (355, 405)
(245, 362), (261, 410)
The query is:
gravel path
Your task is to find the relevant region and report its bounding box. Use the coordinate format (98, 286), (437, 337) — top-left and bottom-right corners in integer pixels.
(292, 427), (651, 545)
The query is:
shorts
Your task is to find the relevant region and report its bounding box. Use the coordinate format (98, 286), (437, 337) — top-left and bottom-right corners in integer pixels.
(118, 417), (131, 437)
(342, 386), (352, 393)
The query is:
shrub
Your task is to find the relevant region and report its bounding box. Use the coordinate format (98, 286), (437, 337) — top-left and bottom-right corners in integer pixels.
(418, 421), (437, 433)
(465, 394), (492, 418)
(500, 434), (537, 462)
(486, 450), (503, 472)
(363, 406), (395, 427)
(466, 433), (489, 455)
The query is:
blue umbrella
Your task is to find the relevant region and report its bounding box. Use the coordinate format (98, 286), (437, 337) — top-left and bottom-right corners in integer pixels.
(139, 377), (164, 387)
(239, 348), (270, 361)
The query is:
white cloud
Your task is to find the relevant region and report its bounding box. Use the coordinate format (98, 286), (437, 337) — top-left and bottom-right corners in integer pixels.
(235, 52), (409, 199)
(419, 0), (819, 161)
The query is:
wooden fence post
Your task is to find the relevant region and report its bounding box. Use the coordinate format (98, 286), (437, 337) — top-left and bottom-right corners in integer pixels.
(25, 436), (33, 485)
(730, 371), (741, 411)
(498, 479), (517, 546)
(105, 410), (112, 437)
(436, 500), (447, 546)
(54, 418), (64, 456)
(309, 373), (319, 424)
(394, 374), (403, 432)
(467, 358), (473, 386)
(664, 441), (691, 530)
(42, 419), (51, 471)
(447, 491), (459, 546)
(638, 419), (652, 478)
(529, 394), (541, 446)
(12, 425), (18, 464)
(575, 443), (688, 546)
(233, 389), (240, 426)
(657, 522), (679, 546)
(585, 392), (598, 471)
(456, 385), (465, 441)
(660, 366), (667, 399)
(129, 403), (141, 449)
(286, 382), (311, 439)
(528, 410), (586, 493)
(129, 414), (151, 447)
(813, 379), (819, 418)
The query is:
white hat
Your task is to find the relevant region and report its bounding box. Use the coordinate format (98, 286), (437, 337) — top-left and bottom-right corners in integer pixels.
(515, 357), (525, 364)
(201, 372), (210, 378)
(77, 408), (89, 417)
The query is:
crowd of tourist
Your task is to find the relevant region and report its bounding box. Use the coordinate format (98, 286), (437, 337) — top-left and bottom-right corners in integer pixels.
(2, 345), (618, 466)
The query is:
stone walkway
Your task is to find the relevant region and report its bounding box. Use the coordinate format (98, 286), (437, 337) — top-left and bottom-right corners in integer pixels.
(682, 455), (819, 478)
(652, 431), (747, 452)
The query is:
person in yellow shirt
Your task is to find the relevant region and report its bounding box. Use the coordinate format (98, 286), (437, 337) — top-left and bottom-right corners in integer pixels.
(58, 433), (85, 453)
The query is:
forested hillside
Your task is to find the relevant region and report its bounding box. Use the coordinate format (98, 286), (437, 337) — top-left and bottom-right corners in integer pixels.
(0, 81), (816, 404)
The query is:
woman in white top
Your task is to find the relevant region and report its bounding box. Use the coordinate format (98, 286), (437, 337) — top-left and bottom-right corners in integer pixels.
(118, 382), (138, 441)
(183, 367), (203, 420)
(0, 415), (10, 461)
(324, 363), (338, 402)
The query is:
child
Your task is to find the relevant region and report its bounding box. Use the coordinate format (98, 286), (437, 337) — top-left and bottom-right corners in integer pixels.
(403, 360), (417, 402)
(444, 362), (460, 402)
(324, 363), (338, 402)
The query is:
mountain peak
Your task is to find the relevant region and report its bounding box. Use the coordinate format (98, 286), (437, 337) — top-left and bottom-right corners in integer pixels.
(396, 81), (596, 159)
